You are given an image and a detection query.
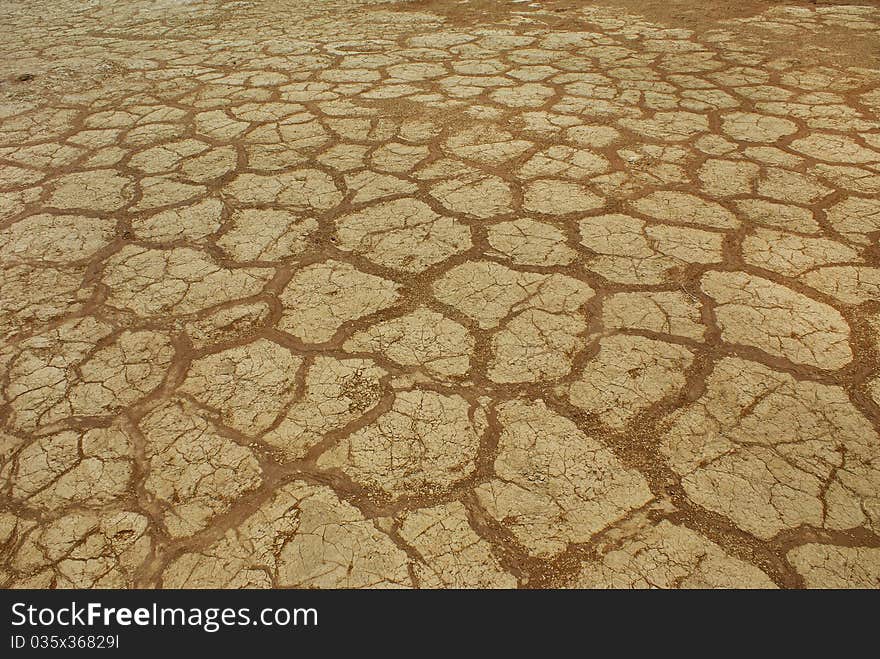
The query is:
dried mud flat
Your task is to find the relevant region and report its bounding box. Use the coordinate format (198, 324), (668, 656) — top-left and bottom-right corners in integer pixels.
(1, 0), (879, 589)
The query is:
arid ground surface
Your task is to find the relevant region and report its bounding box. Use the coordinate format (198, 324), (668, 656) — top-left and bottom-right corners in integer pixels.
(1, 0), (879, 589)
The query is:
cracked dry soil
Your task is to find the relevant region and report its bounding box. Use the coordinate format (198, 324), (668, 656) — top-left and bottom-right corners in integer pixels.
(1, 0), (879, 589)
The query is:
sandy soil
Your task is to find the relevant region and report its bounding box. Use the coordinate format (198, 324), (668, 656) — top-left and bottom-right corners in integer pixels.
(0, 0), (879, 589)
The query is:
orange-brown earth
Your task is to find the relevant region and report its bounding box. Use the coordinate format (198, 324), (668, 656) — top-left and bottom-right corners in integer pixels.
(1, 0), (879, 589)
